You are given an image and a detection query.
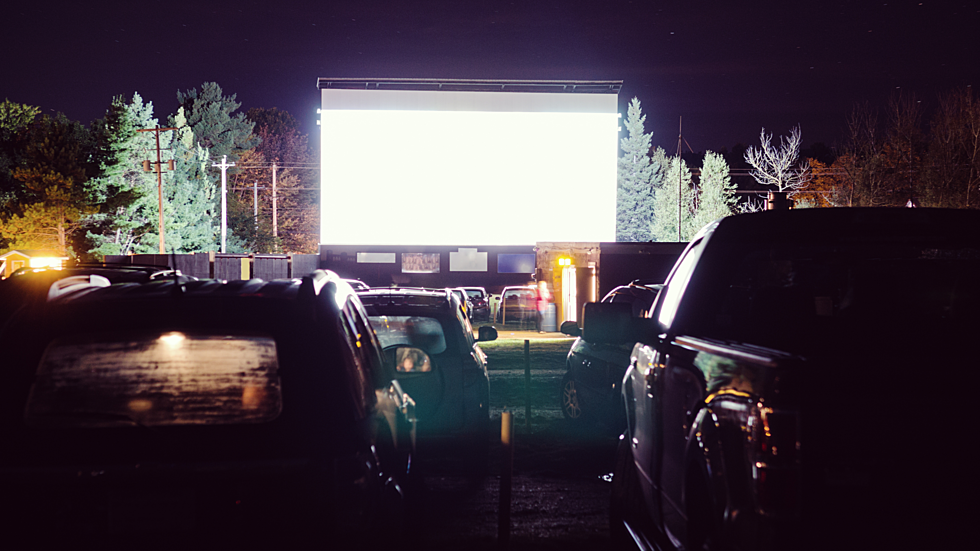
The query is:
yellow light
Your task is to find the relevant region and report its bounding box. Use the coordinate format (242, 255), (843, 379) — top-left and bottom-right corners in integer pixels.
(558, 258), (571, 266)
(28, 257), (64, 269)
(128, 399), (153, 412)
(159, 332), (186, 348)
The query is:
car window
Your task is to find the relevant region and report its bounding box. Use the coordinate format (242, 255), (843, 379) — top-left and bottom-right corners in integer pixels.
(503, 289), (534, 300)
(24, 332), (282, 429)
(688, 241), (980, 350)
(656, 239), (705, 330)
(369, 315), (448, 355)
(464, 289), (484, 299)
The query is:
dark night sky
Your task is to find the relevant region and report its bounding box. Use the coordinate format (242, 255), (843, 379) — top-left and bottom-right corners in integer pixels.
(3, 1), (978, 154)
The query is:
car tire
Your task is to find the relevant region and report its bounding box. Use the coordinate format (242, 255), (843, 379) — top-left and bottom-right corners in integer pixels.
(610, 434), (646, 547)
(560, 372), (583, 420)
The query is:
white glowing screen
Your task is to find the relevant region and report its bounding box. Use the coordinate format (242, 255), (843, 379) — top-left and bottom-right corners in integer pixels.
(320, 108), (618, 245)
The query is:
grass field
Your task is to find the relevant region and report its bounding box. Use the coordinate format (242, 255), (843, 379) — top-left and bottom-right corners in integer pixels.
(477, 338), (573, 372)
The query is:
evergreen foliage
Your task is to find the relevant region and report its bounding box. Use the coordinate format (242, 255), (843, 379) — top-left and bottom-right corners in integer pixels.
(616, 98), (663, 242)
(690, 151), (737, 232)
(651, 156), (696, 242)
(175, 82), (259, 165)
(84, 94), (158, 257)
(0, 100), (40, 227)
(136, 106), (221, 253)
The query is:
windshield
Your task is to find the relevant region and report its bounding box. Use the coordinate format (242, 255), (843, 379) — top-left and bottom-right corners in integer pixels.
(368, 315), (448, 355)
(25, 332), (282, 429)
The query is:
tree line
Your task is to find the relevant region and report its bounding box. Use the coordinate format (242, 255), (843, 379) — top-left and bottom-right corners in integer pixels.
(0, 82), (319, 260)
(617, 87), (980, 242)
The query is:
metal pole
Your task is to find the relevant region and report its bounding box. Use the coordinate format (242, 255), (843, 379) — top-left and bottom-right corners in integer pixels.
(272, 162), (278, 249)
(212, 155), (235, 253)
(677, 116), (683, 242)
(524, 340), (531, 428)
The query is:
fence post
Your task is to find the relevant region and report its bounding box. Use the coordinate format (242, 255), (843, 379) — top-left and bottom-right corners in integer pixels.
(498, 410), (513, 550)
(524, 339), (531, 428)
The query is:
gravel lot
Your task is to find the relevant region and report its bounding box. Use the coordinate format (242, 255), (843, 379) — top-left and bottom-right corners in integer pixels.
(413, 333), (621, 550)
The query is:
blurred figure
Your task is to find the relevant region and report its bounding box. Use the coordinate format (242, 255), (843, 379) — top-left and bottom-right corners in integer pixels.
(396, 346), (430, 372)
(535, 281), (552, 332)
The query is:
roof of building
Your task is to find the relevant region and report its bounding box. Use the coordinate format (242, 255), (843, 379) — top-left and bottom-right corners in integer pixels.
(316, 78), (622, 94)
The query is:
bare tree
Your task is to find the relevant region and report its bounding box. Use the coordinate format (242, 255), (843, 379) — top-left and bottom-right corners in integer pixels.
(744, 126), (811, 192)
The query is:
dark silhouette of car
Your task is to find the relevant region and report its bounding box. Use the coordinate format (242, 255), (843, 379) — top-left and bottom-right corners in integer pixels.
(0, 270), (415, 548)
(0, 263), (192, 327)
(598, 208), (980, 551)
(558, 282), (661, 425)
(358, 287), (497, 472)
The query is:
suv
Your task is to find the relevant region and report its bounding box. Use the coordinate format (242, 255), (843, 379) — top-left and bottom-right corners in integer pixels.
(558, 282), (662, 425)
(358, 288), (497, 471)
(0, 271), (415, 547)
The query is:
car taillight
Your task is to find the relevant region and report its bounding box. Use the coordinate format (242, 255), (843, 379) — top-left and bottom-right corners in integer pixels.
(747, 406), (801, 516)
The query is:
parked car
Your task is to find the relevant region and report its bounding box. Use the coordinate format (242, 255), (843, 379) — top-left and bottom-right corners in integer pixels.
(596, 208), (980, 550)
(495, 285), (536, 323)
(343, 278), (370, 291)
(358, 287), (497, 471)
(449, 287), (470, 319)
(0, 270), (416, 548)
(461, 286), (490, 321)
(558, 282), (661, 424)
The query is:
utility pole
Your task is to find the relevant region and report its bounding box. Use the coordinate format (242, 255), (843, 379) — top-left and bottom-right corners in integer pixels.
(138, 126), (177, 254)
(253, 180), (259, 233)
(676, 117), (683, 242)
(272, 162), (278, 250)
(212, 155), (236, 253)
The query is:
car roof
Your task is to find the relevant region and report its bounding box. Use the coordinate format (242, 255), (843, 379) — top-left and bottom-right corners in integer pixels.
(9, 270), (358, 334)
(707, 207), (980, 247)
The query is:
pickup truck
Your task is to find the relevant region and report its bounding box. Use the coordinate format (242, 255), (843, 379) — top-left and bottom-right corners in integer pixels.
(593, 208), (980, 551)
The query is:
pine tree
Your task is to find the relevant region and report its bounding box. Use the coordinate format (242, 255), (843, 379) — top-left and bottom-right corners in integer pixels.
(691, 151), (737, 232)
(651, 156), (696, 242)
(84, 93), (158, 257)
(616, 98), (659, 242)
(134, 107), (223, 253)
(175, 82), (259, 165)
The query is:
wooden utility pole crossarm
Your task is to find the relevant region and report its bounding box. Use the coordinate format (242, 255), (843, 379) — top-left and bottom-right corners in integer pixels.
(137, 126), (178, 254)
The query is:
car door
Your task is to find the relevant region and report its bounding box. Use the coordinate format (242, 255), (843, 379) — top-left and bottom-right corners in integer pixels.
(648, 238), (708, 545)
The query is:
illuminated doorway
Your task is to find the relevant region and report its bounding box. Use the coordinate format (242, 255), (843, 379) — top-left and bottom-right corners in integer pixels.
(562, 265), (577, 322)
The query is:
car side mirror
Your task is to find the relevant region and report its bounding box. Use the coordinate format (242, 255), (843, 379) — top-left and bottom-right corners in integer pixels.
(559, 320), (581, 337)
(477, 325), (498, 342)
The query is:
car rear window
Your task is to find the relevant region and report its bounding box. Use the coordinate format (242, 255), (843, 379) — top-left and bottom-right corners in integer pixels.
(24, 332), (282, 429)
(368, 315), (447, 355)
